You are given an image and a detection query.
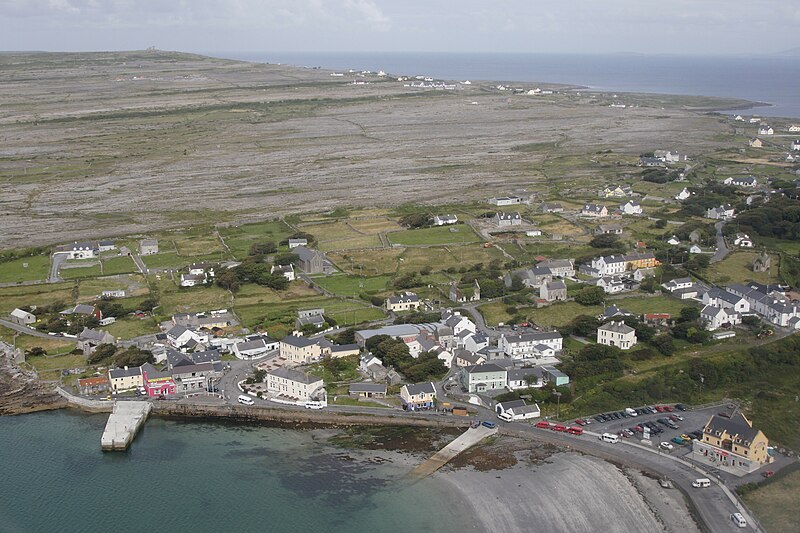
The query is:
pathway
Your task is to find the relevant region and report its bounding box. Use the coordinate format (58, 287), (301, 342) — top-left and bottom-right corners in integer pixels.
(711, 221), (729, 263)
(411, 424), (497, 477)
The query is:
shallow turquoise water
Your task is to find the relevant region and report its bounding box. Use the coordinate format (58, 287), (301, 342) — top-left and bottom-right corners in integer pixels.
(0, 411), (475, 533)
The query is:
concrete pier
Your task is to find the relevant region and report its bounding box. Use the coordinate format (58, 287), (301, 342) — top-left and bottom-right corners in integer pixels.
(101, 401), (151, 451)
(412, 424), (497, 477)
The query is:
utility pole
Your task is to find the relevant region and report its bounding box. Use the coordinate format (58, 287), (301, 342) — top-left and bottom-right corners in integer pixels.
(552, 390), (562, 420)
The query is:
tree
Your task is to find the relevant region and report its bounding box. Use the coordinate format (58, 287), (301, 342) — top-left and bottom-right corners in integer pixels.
(113, 347), (153, 368)
(249, 241), (277, 256)
(87, 343), (117, 364)
(650, 334), (675, 356)
(563, 315), (600, 337)
(216, 269), (241, 292)
(574, 286), (605, 305)
(25, 347), (46, 357)
(687, 254), (711, 271)
(399, 213), (432, 229)
(589, 234), (622, 250)
(679, 306), (701, 322)
(654, 219), (668, 229)
(273, 252), (299, 266)
(139, 297), (159, 312)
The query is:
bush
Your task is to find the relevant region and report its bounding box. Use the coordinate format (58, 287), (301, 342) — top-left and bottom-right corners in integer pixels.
(575, 286), (605, 305)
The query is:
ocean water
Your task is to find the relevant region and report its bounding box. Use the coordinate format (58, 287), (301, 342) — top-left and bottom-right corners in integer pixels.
(0, 411), (474, 533)
(223, 51), (800, 119)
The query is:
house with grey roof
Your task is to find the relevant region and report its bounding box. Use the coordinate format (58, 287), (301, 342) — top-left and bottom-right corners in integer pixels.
(288, 238), (308, 249)
(460, 363), (508, 393)
(507, 367), (544, 390)
(496, 399), (540, 420)
(233, 337), (278, 359)
(539, 280), (567, 302)
(139, 238), (158, 255)
(267, 367), (325, 402)
(497, 331), (563, 359)
(581, 204), (608, 217)
(433, 214), (458, 226)
(77, 327), (115, 355)
(494, 212), (522, 227)
(279, 334), (322, 364)
(597, 321), (637, 349)
(293, 246), (325, 274)
(701, 288), (750, 313)
(706, 204), (736, 220)
(535, 259), (575, 278)
(9, 308), (36, 326)
(349, 383), (387, 399)
(385, 292), (421, 312)
(296, 313), (327, 330)
(400, 382), (437, 409)
(700, 305), (742, 331)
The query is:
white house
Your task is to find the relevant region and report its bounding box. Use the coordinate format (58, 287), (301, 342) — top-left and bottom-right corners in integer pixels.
(724, 176), (757, 187)
(233, 336), (279, 359)
(497, 332), (563, 359)
(702, 288), (750, 314)
(792, 140), (800, 151)
(675, 188), (692, 201)
(58, 241), (98, 260)
(9, 308), (36, 326)
(270, 264), (295, 281)
(701, 305), (742, 331)
(789, 125), (800, 132)
(494, 212), (522, 226)
(757, 126), (774, 135)
(706, 204), (736, 220)
(386, 292), (421, 312)
(597, 321), (637, 350)
(526, 229), (542, 237)
(506, 367), (544, 390)
(620, 200), (643, 215)
(433, 214), (458, 226)
(733, 233), (753, 247)
(667, 235), (681, 246)
(288, 238), (308, 249)
(662, 277), (693, 292)
(496, 399), (541, 421)
(166, 325), (206, 349)
(266, 367), (324, 403)
(489, 195), (524, 206)
(689, 244), (703, 254)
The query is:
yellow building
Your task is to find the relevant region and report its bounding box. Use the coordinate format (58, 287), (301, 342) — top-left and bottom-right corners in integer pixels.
(108, 366), (143, 392)
(624, 252), (660, 270)
(692, 413), (772, 475)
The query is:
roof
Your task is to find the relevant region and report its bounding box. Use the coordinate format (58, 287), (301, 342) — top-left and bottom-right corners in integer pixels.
(542, 366), (569, 379)
(280, 335), (318, 348)
(466, 363), (507, 374)
(331, 343), (360, 353)
(171, 362), (216, 376)
(495, 211), (522, 220)
(293, 246), (321, 262)
(10, 308), (33, 319)
(497, 399), (526, 410)
(509, 404), (541, 415)
(349, 383), (387, 393)
(235, 339), (270, 352)
(504, 331), (562, 343)
(435, 214), (458, 221)
(507, 367), (543, 381)
(403, 382), (436, 396)
(599, 321), (635, 334)
(704, 413), (760, 444)
(583, 204), (606, 212)
(109, 366), (142, 379)
(268, 366), (322, 385)
(387, 293), (420, 305)
(167, 325), (190, 338)
(706, 287), (744, 305)
(78, 376), (109, 387)
(78, 327), (111, 342)
(545, 280), (567, 290)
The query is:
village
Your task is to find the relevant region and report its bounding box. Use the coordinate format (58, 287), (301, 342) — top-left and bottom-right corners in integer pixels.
(2, 109), (800, 531)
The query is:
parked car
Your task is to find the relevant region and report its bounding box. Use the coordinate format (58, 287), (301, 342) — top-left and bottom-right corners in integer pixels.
(594, 416), (605, 423)
(655, 405), (666, 413)
(671, 437), (686, 445)
(675, 403), (687, 411)
(671, 414), (684, 421)
(622, 429), (634, 437)
(657, 418), (670, 425)
(535, 421), (552, 429)
(762, 470), (774, 478)
(482, 421), (497, 429)
(574, 419), (587, 426)
(680, 434), (694, 441)
(552, 424), (568, 432)
(659, 442), (674, 451)
(567, 426), (584, 435)
(663, 405), (674, 412)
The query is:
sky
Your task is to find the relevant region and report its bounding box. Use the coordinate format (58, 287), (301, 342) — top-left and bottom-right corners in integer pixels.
(1, 0), (799, 56)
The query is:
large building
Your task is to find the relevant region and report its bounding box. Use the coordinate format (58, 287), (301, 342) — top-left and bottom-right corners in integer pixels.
(266, 367), (324, 403)
(279, 335), (323, 364)
(460, 363), (508, 393)
(597, 321), (637, 350)
(400, 382), (437, 410)
(385, 292), (421, 312)
(692, 413), (772, 475)
(497, 332), (563, 359)
(293, 246), (325, 274)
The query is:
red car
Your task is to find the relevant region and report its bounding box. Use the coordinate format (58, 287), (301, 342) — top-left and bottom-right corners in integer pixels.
(663, 405), (674, 412)
(535, 421), (552, 429)
(655, 405), (666, 413)
(762, 470), (774, 478)
(552, 424), (568, 432)
(574, 419), (587, 426)
(567, 426), (584, 435)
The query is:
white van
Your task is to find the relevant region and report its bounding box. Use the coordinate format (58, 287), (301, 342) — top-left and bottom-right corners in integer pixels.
(625, 408), (637, 417)
(497, 411), (513, 422)
(692, 478), (711, 488)
(305, 401), (324, 410)
(730, 512), (747, 528)
(600, 433), (619, 443)
(237, 395), (254, 406)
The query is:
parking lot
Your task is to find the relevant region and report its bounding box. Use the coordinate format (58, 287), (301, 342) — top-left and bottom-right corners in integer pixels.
(573, 403), (736, 459)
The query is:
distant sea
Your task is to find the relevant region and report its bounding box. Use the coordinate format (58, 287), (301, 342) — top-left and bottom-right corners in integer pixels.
(222, 52), (800, 119)
(0, 412), (473, 533)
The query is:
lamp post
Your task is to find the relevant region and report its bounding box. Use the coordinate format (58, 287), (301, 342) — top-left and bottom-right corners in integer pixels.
(552, 390), (562, 420)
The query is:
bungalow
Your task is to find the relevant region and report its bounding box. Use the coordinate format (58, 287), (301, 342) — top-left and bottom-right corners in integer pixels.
(706, 204), (736, 220)
(599, 184), (632, 198)
(270, 264), (295, 282)
(460, 363), (508, 393)
(494, 212), (522, 226)
(539, 280), (567, 302)
(233, 337), (278, 359)
(496, 399), (541, 421)
(542, 366), (570, 386)
(591, 276), (627, 294)
(349, 383), (387, 399)
(400, 382), (437, 410)
(789, 125), (800, 132)
(489, 195), (524, 206)
(293, 246), (325, 274)
(748, 117), (761, 124)
(173, 310), (236, 330)
(581, 204), (608, 217)
(101, 290), (126, 298)
(288, 238), (308, 249)
(433, 214), (458, 226)
(536, 259), (575, 278)
(57, 241), (98, 260)
(758, 126), (774, 135)
(8, 308), (36, 326)
(385, 292), (421, 312)
(506, 367), (544, 390)
(639, 156), (665, 167)
(296, 313), (327, 330)
(78, 376), (110, 395)
(526, 229), (542, 237)
(329, 344), (361, 359)
(593, 224), (623, 235)
(654, 150), (688, 163)
(597, 321), (637, 350)
(77, 327), (115, 355)
(675, 188), (692, 201)
(599, 305), (632, 321)
(139, 238), (159, 255)
(620, 200), (642, 215)
(540, 202), (564, 213)
(724, 176), (757, 187)
(662, 277), (693, 293)
(667, 235), (681, 245)
(689, 244), (703, 254)
(643, 313), (671, 326)
(734, 233), (753, 247)
(60, 304), (101, 319)
(748, 138), (763, 148)
(279, 334), (323, 364)
(701, 305), (742, 331)
(267, 367), (325, 403)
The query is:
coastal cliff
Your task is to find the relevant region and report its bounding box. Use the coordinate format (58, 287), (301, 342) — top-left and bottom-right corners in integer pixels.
(0, 343), (66, 415)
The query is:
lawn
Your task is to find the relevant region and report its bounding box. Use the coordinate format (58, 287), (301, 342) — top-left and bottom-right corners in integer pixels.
(217, 220), (294, 259)
(312, 274), (391, 297)
(235, 294), (382, 331)
(707, 251), (779, 286)
(0, 327), (76, 357)
(103, 317), (160, 340)
(0, 255), (51, 283)
(331, 396), (390, 408)
(156, 282), (234, 318)
(396, 245), (504, 275)
(741, 467), (800, 533)
(26, 352), (87, 372)
(527, 214), (586, 238)
(0, 283), (76, 314)
(172, 232), (226, 256)
(300, 221), (382, 251)
(232, 282), (320, 308)
(60, 264), (102, 280)
(328, 249), (405, 276)
(387, 225), (480, 246)
(611, 295), (695, 316)
(479, 299), (604, 328)
(77, 274), (150, 301)
(317, 234), (382, 252)
(141, 252), (189, 269)
(346, 217), (403, 234)
(101, 255), (138, 275)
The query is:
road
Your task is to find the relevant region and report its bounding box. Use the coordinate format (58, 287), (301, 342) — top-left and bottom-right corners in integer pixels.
(0, 319), (59, 339)
(120, 246), (147, 274)
(711, 222), (729, 263)
(49, 253), (66, 282)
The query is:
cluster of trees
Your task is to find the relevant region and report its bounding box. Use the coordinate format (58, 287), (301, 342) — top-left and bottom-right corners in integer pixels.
(588, 234), (625, 252)
(0, 247), (50, 263)
(216, 242), (295, 292)
(560, 344), (626, 381)
(87, 344), (153, 367)
(735, 197), (800, 241)
(364, 334), (447, 382)
(398, 213), (433, 229)
(641, 168), (680, 184)
(394, 311), (442, 325)
(678, 182), (740, 218)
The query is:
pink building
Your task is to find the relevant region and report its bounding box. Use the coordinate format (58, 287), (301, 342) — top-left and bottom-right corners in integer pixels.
(142, 363), (176, 397)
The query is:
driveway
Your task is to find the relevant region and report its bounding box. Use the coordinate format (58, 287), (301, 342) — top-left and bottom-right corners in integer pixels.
(711, 222), (729, 263)
(49, 253), (67, 282)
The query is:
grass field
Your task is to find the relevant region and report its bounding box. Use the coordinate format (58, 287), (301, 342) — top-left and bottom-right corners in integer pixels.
(103, 317), (160, 339)
(707, 251), (779, 285)
(742, 467), (800, 533)
(101, 255), (138, 275)
(312, 274), (391, 297)
(0, 255), (51, 283)
(26, 352), (87, 372)
(396, 245), (505, 275)
(347, 217), (402, 234)
(328, 249), (404, 276)
(77, 274), (149, 301)
(154, 280), (233, 318)
(141, 252), (190, 269)
(527, 214), (586, 238)
(217, 220), (294, 259)
(232, 282), (319, 308)
(0, 283), (76, 314)
(0, 327), (76, 356)
(171, 232), (227, 257)
(331, 396), (390, 408)
(60, 264), (102, 280)
(612, 295), (694, 316)
(299, 221), (382, 252)
(387, 225), (480, 246)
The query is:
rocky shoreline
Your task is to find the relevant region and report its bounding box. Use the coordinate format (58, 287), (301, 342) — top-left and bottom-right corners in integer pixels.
(0, 345), (66, 416)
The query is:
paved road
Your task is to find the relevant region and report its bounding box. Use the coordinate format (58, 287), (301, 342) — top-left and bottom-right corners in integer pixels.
(0, 319), (57, 339)
(120, 246), (147, 274)
(711, 222), (729, 263)
(49, 253), (66, 282)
